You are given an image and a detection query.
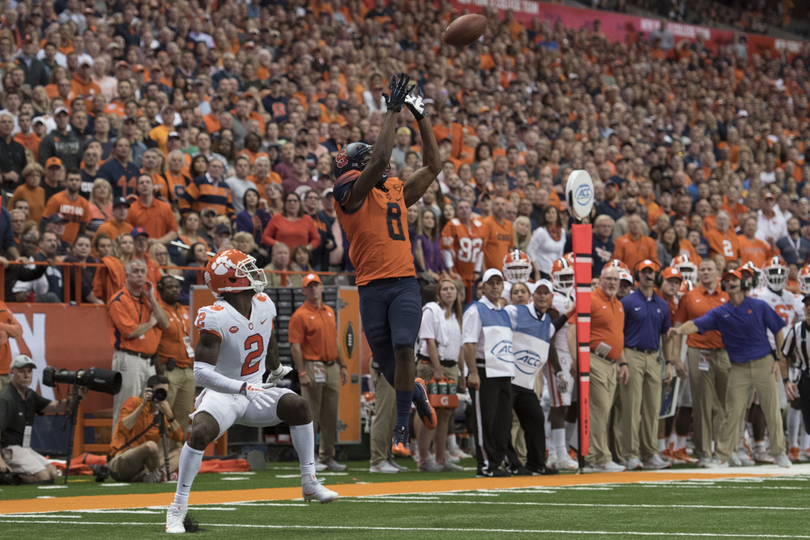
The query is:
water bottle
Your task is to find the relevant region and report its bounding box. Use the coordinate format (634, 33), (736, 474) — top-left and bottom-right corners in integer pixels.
(447, 378), (457, 395)
(427, 379), (438, 394)
(437, 378), (448, 395)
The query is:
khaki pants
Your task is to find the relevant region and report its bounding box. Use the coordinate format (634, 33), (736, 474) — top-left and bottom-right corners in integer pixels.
(0, 374), (8, 390)
(108, 443), (180, 482)
(587, 354), (617, 467)
(716, 355), (784, 462)
(302, 361), (341, 463)
(112, 351), (156, 428)
(369, 367), (396, 466)
(166, 366), (195, 441)
(617, 349), (662, 462)
(687, 347), (730, 458)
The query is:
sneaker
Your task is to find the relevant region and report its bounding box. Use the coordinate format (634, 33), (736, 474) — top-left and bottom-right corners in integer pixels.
(789, 447), (801, 463)
(775, 453), (793, 468)
(729, 453), (742, 467)
(672, 448), (698, 464)
(527, 464), (560, 475)
(440, 460), (464, 472)
(165, 503), (188, 534)
(314, 462), (328, 472)
(323, 459), (347, 471)
(391, 425), (410, 457)
(303, 479), (339, 503)
(446, 454), (460, 463)
(643, 454), (672, 470)
(448, 447), (473, 460)
(601, 461), (626, 472)
(802, 450), (810, 463)
(625, 457), (643, 470)
(369, 461), (399, 474)
(554, 454), (579, 470)
(476, 467), (510, 478)
(753, 451), (775, 463)
(386, 459), (410, 472)
(508, 464), (534, 476)
(714, 460), (729, 469)
(737, 452), (755, 466)
(412, 378), (437, 429)
(143, 469), (164, 483)
(417, 459), (443, 472)
(661, 448), (676, 461)
(697, 456), (714, 468)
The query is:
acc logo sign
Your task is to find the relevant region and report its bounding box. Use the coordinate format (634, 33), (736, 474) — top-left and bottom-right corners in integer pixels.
(512, 349), (543, 374)
(575, 184), (592, 205)
(490, 340), (513, 363)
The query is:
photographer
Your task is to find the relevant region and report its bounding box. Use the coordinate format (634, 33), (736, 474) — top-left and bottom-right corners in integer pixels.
(107, 375), (184, 483)
(156, 275), (195, 440)
(0, 356), (86, 484)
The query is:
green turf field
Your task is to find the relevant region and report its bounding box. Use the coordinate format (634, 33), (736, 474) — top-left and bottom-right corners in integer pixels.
(1, 461), (809, 539)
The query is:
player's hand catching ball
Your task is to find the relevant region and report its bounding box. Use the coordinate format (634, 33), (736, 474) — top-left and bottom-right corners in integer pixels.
(405, 88), (428, 120)
(383, 73), (412, 112)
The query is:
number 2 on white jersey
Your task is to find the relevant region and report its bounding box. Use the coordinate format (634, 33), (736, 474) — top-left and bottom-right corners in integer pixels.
(242, 334), (264, 376)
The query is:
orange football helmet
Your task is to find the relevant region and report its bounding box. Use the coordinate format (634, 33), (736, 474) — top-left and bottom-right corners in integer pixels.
(608, 259), (630, 273)
(503, 249), (533, 283)
(677, 279), (694, 300)
(551, 253), (576, 294)
(204, 249), (268, 294)
(799, 265), (810, 295)
(763, 255), (788, 292)
(672, 254), (697, 284)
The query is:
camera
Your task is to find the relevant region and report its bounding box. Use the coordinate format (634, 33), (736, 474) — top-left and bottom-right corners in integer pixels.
(151, 387), (168, 402)
(42, 367), (122, 395)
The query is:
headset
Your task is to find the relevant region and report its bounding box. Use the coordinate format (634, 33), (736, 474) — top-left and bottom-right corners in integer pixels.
(633, 259), (662, 287)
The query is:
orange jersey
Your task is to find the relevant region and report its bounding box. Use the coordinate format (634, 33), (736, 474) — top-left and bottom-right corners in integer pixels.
(42, 191), (90, 244)
(479, 215), (514, 271)
(441, 217), (484, 285)
(738, 235), (773, 268)
(705, 229), (740, 262)
(14, 132), (41, 161)
(334, 176), (415, 286)
(612, 233), (659, 272)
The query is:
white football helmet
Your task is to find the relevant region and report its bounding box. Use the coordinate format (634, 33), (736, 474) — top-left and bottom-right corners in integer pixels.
(763, 256), (788, 292)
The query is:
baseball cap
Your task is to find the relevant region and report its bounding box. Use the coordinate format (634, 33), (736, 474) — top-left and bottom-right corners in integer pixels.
(302, 273), (322, 287)
(115, 61), (129, 69)
(763, 192), (775, 201)
(605, 180), (618, 189)
(529, 278), (554, 295)
(10, 355), (35, 370)
(636, 259), (658, 272)
(396, 127), (411, 136)
(214, 223), (231, 236)
(201, 207), (217, 217)
(80, 57), (94, 67)
(722, 269), (744, 281)
(660, 267), (682, 282)
(32, 117), (46, 126)
(168, 131), (180, 139)
(619, 270), (633, 284)
(46, 213), (67, 223)
(54, 107), (70, 116)
(482, 268), (504, 283)
(322, 188), (334, 198)
(45, 157), (63, 168)
(131, 226), (148, 238)
(113, 196), (131, 208)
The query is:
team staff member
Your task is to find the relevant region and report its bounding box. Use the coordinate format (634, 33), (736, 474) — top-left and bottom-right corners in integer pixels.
(781, 296), (810, 458)
(156, 275), (195, 440)
(289, 273), (348, 472)
(617, 260), (673, 470)
(367, 363), (409, 474)
(462, 269), (515, 477)
(0, 303), (23, 390)
(672, 258), (730, 466)
(108, 259), (169, 427)
(568, 265), (629, 472)
(0, 356), (86, 484)
(670, 269), (794, 468)
(108, 375), (184, 483)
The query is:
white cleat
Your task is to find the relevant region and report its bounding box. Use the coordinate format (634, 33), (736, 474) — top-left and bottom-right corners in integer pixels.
(165, 503), (187, 534)
(553, 455), (579, 470)
(775, 453), (793, 468)
(642, 454), (672, 470)
(303, 480), (339, 503)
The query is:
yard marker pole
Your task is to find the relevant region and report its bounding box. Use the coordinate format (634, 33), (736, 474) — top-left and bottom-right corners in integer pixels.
(572, 227), (592, 469)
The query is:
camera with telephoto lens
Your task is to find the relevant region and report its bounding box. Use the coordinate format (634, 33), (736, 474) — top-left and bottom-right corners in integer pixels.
(151, 387), (168, 402)
(42, 367), (122, 395)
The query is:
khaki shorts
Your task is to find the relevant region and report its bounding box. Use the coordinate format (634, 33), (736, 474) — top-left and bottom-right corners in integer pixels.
(1, 445), (50, 476)
(416, 361), (460, 385)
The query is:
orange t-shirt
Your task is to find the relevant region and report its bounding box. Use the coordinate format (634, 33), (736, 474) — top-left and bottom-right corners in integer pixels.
(678, 239), (701, 262)
(70, 74), (101, 100)
(157, 300), (193, 368)
(108, 397), (184, 457)
(8, 184), (46, 223)
(738, 235), (773, 268)
(704, 229), (740, 262)
(673, 285), (729, 349)
(42, 192), (91, 244)
(14, 132), (41, 162)
(93, 219), (133, 246)
(479, 215), (514, 271)
(0, 302), (22, 375)
(441, 217), (484, 286)
(612, 233), (659, 273)
(288, 300), (339, 362)
(432, 122), (464, 159)
(590, 286), (625, 360)
(126, 197), (177, 240)
(334, 176), (415, 286)
(107, 286), (162, 354)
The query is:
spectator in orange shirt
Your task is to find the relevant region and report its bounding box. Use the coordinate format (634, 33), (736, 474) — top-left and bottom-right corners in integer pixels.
(705, 211), (740, 263)
(613, 214), (659, 272)
(127, 175), (178, 245)
(13, 112), (40, 162)
(8, 163), (46, 224)
(432, 106), (463, 159)
(94, 196), (134, 248)
(738, 216), (773, 268)
(70, 58), (101, 101)
(318, 92), (345, 124)
(107, 258), (169, 426)
(479, 196), (514, 271)
(41, 168), (90, 244)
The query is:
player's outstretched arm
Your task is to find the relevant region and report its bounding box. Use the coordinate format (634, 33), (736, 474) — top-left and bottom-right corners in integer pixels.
(403, 99), (441, 207)
(344, 74), (411, 211)
(192, 333), (243, 394)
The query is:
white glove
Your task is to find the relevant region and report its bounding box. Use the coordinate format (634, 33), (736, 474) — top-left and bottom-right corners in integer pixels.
(241, 383), (276, 410)
(555, 370), (573, 394)
(268, 365), (293, 382)
(405, 91), (428, 120)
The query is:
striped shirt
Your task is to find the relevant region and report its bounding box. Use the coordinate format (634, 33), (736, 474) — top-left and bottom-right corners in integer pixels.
(182, 173), (234, 219)
(781, 320), (810, 374)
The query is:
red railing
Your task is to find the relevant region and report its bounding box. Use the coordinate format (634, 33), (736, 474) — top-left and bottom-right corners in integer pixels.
(0, 260), (351, 304)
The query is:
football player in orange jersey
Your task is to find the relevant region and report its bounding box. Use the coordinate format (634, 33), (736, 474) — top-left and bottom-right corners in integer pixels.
(333, 74), (440, 457)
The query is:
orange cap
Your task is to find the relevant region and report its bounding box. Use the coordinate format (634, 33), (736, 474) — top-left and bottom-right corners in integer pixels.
(302, 273), (321, 287)
(660, 267), (682, 281)
(45, 157), (63, 168)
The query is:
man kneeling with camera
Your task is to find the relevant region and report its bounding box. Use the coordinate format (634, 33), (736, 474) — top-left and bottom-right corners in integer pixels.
(108, 375), (184, 483)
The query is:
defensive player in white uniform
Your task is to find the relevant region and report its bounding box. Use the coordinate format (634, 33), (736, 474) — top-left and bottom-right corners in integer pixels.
(166, 250), (337, 534)
(543, 254), (577, 470)
(748, 256), (805, 463)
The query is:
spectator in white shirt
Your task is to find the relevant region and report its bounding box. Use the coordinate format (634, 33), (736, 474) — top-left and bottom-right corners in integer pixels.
(528, 205), (566, 280)
(757, 192), (789, 249)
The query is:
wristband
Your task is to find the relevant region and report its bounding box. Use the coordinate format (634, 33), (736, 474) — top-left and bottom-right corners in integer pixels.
(665, 361), (673, 365)
(239, 382), (247, 396)
(339, 365), (347, 369)
(618, 362), (628, 368)
(783, 377), (790, 383)
(270, 365), (285, 378)
(167, 417), (175, 424)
